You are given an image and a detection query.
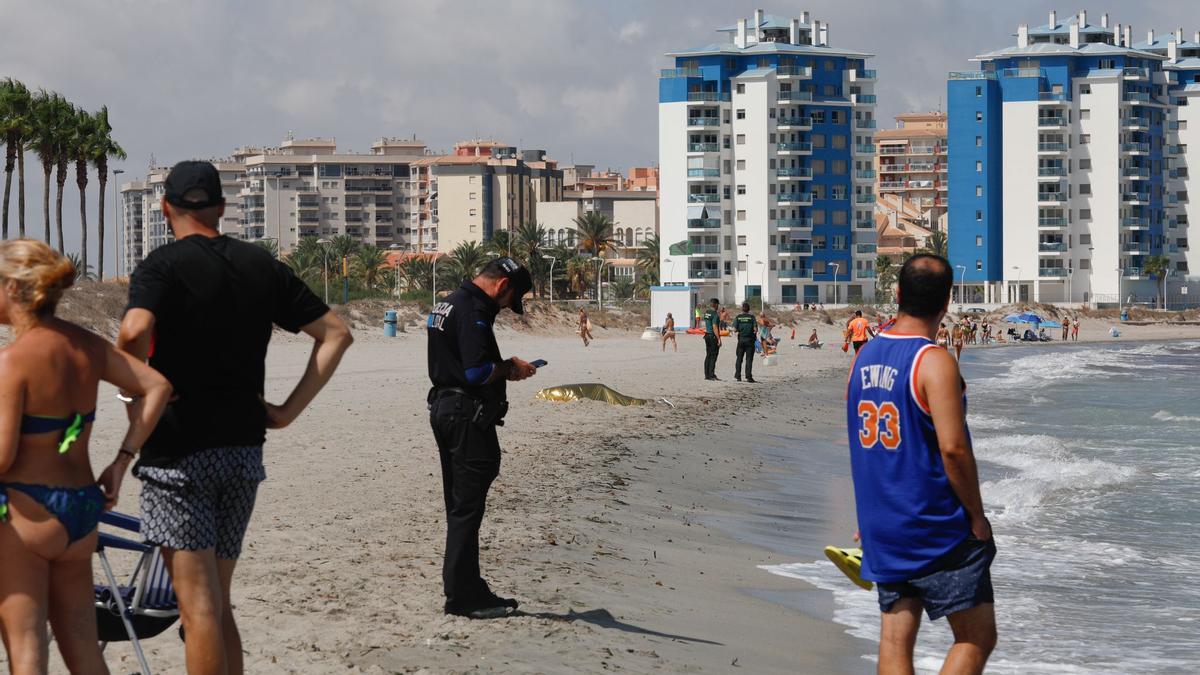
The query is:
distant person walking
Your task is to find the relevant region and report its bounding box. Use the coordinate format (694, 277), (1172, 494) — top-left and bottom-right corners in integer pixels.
(578, 308), (593, 346)
(1072, 317), (1081, 341)
(662, 312), (677, 352)
(846, 253), (996, 675)
(117, 161), (354, 674)
(702, 298), (722, 380)
(847, 310), (872, 354)
(952, 322), (966, 360)
(732, 302), (757, 382)
(1062, 320), (1070, 342)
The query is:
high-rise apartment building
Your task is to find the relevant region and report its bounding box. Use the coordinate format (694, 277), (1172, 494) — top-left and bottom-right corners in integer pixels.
(658, 9), (878, 306)
(875, 112), (948, 230)
(948, 10), (1198, 306)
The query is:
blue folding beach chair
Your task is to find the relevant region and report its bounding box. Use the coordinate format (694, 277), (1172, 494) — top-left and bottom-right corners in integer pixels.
(93, 511), (180, 675)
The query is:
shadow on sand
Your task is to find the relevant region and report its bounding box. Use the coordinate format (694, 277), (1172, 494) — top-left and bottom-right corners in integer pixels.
(514, 608), (723, 646)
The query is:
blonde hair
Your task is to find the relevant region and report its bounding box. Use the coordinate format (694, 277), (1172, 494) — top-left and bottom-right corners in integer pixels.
(0, 239), (76, 316)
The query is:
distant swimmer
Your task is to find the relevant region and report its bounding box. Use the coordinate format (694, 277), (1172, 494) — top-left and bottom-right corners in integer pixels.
(846, 253), (996, 675)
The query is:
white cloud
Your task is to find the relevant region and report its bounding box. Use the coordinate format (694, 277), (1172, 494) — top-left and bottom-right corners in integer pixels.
(618, 20), (646, 43)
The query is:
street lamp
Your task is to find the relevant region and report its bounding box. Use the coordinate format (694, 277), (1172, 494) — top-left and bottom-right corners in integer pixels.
(831, 262), (840, 306)
(388, 243), (404, 298)
(112, 168), (124, 279)
(591, 256), (605, 308)
(663, 257), (676, 283)
(755, 260), (765, 310)
(542, 254), (556, 303)
(1116, 266), (1123, 316)
(955, 264), (966, 310)
(317, 238), (332, 304)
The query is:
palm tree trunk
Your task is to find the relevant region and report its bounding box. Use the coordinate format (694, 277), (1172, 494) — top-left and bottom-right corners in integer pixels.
(55, 164), (66, 254)
(77, 176), (88, 274)
(97, 173), (106, 281)
(2, 144), (13, 239)
(16, 148), (26, 238)
(40, 163), (50, 245)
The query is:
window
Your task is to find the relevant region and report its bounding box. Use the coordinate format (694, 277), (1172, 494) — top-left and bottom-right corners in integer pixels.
(1079, 134), (1090, 144)
(769, 132), (776, 142)
(976, 136), (983, 147)
(736, 83), (745, 94)
(737, 210), (746, 221)
(724, 210), (732, 224)
(468, 208), (477, 216)
(1080, 259), (1090, 270)
(1080, 209), (1091, 220)
(823, 85), (837, 96)
(1080, 84), (1091, 95)
(813, 209), (826, 225)
(1079, 158), (1091, 169)
(975, 86), (982, 97)
(1080, 109), (1090, 120)
(832, 210), (848, 225)
(813, 235), (827, 249)
(469, 192), (477, 200)
(811, 159), (826, 174)
(976, 185), (983, 197)
(770, 260), (777, 271)
(976, 111), (983, 122)
(769, 108), (775, 119)
(769, 235), (776, 245)
(812, 134), (826, 148)
(737, 260), (746, 272)
(723, 135), (731, 149)
(736, 134), (746, 145)
(832, 235), (847, 250)
(824, 59), (835, 71)
(831, 110), (844, 125)
(723, 160), (732, 174)
(737, 235), (747, 246)
(832, 160), (848, 175)
(736, 159), (746, 170)
(976, 235), (983, 246)
(976, 161), (983, 172)
(832, 135), (847, 149)
(811, 110), (826, 124)
(1080, 234), (1091, 245)
(976, 260), (983, 271)
(737, 184), (746, 195)
(1079, 184), (1091, 195)
(976, 210), (982, 221)
(736, 109), (746, 119)
(723, 110), (731, 123)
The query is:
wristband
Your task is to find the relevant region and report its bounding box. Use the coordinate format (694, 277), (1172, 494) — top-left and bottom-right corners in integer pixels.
(117, 448), (137, 461)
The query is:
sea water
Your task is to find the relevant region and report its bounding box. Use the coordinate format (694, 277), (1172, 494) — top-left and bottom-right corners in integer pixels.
(758, 340), (1200, 674)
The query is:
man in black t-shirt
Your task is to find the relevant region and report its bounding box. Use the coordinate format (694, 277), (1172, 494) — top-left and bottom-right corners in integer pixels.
(733, 302), (758, 383)
(113, 161), (353, 673)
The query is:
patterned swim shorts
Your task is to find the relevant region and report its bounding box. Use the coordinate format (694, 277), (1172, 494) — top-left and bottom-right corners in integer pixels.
(134, 446), (266, 560)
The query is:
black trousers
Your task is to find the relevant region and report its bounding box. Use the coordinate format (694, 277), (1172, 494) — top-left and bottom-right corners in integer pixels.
(703, 334), (720, 379)
(735, 338), (755, 380)
(430, 394), (501, 607)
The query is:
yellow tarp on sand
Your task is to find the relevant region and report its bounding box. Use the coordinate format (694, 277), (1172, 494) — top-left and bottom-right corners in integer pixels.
(535, 383), (649, 406)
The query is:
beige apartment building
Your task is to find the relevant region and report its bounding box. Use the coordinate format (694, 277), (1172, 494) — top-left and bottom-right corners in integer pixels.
(875, 112), (948, 231)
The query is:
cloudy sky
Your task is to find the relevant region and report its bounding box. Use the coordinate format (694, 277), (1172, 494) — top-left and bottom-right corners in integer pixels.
(3, 0), (1200, 275)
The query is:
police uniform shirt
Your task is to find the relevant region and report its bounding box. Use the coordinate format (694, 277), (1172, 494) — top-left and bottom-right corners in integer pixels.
(427, 280), (506, 402)
(734, 313), (757, 340)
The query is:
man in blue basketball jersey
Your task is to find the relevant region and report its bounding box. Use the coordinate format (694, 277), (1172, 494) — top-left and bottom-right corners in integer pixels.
(846, 254), (996, 675)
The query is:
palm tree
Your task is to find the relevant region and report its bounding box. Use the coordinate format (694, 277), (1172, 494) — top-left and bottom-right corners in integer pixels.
(442, 240), (489, 287)
(255, 238), (279, 258)
(27, 90), (70, 246)
(54, 107), (72, 254)
(875, 254), (897, 300)
(352, 244), (388, 289)
(565, 253), (594, 298)
(635, 234), (660, 274)
(922, 230), (948, 258)
(513, 221), (549, 295)
(1142, 254), (1171, 310)
(285, 237), (323, 282)
(544, 243), (574, 300)
(65, 252), (94, 281)
(1, 78), (34, 238)
(72, 107), (96, 273)
(484, 230), (512, 259)
(611, 277), (635, 301)
(326, 234), (359, 278)
(89, 106), (126, 281)
(573, 211), (615, 257)
(398, 255), (434, 295)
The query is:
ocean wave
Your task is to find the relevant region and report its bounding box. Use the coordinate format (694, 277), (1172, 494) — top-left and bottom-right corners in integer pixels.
(977, 434), (1136, 523)
(967, 413), (1025, 431)
(1152, 410), (1200, 423)
(990, 347), (1167, 390)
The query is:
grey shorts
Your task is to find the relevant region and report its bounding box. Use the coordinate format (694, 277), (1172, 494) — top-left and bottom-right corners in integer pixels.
(134, 446), (266, 560)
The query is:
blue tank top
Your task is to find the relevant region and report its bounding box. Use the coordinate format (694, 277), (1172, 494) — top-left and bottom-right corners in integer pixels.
(846, 332), (970, 583)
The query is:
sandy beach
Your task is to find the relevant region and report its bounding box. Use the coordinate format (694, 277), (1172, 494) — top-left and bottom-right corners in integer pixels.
(11, 305), (1200, 674)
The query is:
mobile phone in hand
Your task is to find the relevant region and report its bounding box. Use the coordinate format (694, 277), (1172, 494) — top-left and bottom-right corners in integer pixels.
(531, 359), (548, 368)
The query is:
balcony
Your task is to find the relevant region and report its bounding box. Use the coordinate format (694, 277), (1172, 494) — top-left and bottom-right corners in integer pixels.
(1123, 67), (1150, 80)
(1122, 242), (1151, 254)
(853, 69), (877, 80)
(856, 268), (877, 279)
(688, 268), (721, 279)
(778, 242), (813, 254)
(1168, 145), (1185, 155)
(1038, 117), (1067, 127)
(661, 68), (701, 78)
(856, 218), (875, 229)
(1037, 192), (1067, 203)
(853, 95), (878, 106)
(1038, 242), (1067, 252)
(1039, 267), (1068, 278)
(1168, 120), (1182, 131)
(777, 167), (813, 178)
(1038, 217), (1067, 227)
(687, 168), (720, 178)
(878, 145), (906, 155)
(777, 141), (813, 152)
(948, 71), (996, 80)
(777, 193), (814, 205)
(687, 218), (721, 229)
(777, 91), (813, 102)
(687, 91), (729, 102)
(777, 65), (812, 78)
(1038, 91), (1068, 103)
(854, 144), (876, 155)
(1169, 193), (1188, 204)
(687, 193), (720, 203)
(856, 243), (877, 255)
(1038, 142), (1068, 152)
(778, 269), (813, 279)
(1122, 91), (1151, 103)
(1122, 166), (1151, 178)
(1122, 118), (1151, 129)
(777, 218), (813, 228)
(1120, 217), (1150, 229)
(687, 117), (720, 127)
(1121, 192), (1150, 204)
(908, 146), (941, 155)
(1122, 267), (1144, 278)
(1038, 167), (1066, 178)
(689, 244), (721, 255)
(855, 193), (876, 204)
(1121, 142), (1150, 153)
(297, 201), (320, 210)
(1001, 67), (1045, 78)
(879, 181), (906, 190)
(855, 118), (877, 128)
(855, 169), (877, 180)
(777, 116), (813, 128)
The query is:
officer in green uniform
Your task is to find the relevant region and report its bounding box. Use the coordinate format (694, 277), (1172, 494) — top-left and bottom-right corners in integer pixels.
(702, 298), (722, 380)
(733, 302), (759, 382)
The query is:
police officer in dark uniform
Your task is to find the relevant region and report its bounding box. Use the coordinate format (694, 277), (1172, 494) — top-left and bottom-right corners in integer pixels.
(733, 302), (758, 383)
(427, 257), (536, 618)
(702, 297), (722, 380)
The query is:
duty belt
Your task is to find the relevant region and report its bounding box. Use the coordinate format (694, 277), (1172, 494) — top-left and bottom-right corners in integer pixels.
(427, 386), (509, 426)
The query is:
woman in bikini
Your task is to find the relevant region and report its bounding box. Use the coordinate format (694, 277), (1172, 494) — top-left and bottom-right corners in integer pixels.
(0, 240), (171, 674)
(951, 322), (966, 360)
(578, 308), (594, 346)
(661, 312), (677, 352)
(936, 323), (950, 349)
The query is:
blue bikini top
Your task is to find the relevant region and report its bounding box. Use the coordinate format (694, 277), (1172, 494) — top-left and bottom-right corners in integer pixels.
(20, 410), (96, 454)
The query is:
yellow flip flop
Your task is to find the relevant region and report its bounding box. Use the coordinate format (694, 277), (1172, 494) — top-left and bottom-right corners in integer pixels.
(823, 546), (874, 591)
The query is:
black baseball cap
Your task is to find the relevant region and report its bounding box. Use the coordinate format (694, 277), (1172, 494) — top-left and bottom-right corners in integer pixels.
(164, 160), (225, 210)
(486, 257), (534, 314)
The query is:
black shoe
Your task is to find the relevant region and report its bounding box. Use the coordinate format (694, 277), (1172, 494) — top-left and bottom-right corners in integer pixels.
(735, 376), (742, 382)
(746, 378), (757, 383)
(445, 594), (519, 619)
